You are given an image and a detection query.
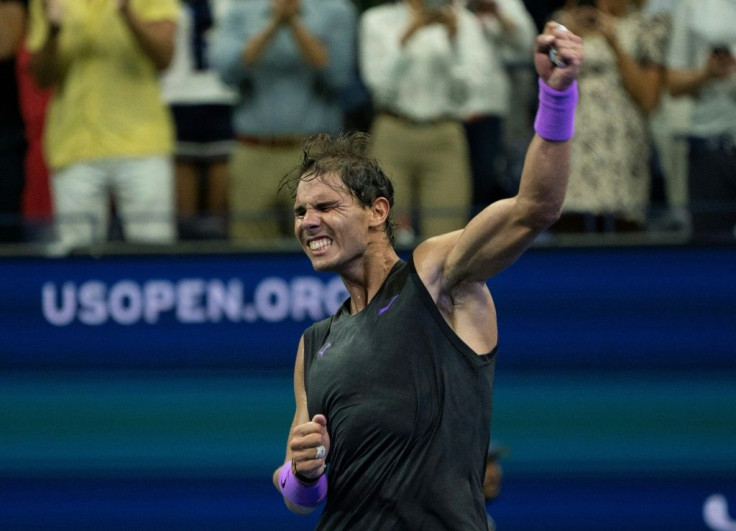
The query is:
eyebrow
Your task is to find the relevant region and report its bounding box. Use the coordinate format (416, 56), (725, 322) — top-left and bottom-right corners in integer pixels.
(293, 200), (340, 215)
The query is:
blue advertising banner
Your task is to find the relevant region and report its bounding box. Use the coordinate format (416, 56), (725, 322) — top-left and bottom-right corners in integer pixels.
(2, 474), (735, 530)
(1, 245), (735, 529)
(1, 253), (348, 369)
(1, 245), (735, 370)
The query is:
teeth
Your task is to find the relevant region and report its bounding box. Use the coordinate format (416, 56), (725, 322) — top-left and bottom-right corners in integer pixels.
(309, 238), (332, 250)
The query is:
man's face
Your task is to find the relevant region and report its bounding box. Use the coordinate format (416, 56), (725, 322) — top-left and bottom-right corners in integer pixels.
(293, 173), (373, 273)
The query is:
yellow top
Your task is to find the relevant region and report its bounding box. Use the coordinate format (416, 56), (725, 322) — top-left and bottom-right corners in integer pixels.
(28, 0), (179, 169)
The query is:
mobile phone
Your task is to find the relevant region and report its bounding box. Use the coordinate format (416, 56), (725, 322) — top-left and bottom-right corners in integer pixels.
(423, 0), (450, 10)
(467, 0), (496, 13)
(548, 23), (568, 68)
(712, 45), (732, 57)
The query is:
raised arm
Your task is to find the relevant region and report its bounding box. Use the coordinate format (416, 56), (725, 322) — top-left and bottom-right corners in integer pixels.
(0, 1), (26, 61)
(242, 0), (334, 69)
(117, 0), (177, 71)
(415, 22), (583, 290)
(272, 336), (329, 515)
(28, 0), (65, 88)
(667, 51), (736, 98)
(596, 11), (663, 114)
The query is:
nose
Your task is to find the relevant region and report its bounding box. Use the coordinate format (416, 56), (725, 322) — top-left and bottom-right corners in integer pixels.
(301, 208), (321, 231)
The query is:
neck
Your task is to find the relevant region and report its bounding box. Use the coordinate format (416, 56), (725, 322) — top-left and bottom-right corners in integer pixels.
(341, 245), (401, 314)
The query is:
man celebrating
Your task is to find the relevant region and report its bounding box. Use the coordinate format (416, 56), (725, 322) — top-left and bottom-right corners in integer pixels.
(273, 21), (583, 530)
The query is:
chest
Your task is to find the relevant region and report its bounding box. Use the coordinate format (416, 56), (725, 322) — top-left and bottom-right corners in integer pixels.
(306, 287), (444, 443)
(57, 0), (131, 57)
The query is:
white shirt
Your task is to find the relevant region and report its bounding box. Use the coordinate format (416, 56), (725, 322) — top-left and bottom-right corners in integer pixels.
(666, 0), (736, 137)
(160, 0), (237, 105)
(359, 2), (491, 121)
(458, 0), (537, 117)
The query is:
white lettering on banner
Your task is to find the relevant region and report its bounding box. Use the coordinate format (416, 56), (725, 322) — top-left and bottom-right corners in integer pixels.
(78, 281), (106, 325)
(42, 282), (75, 326)
(253, 278), (290, 322)
(41, 277), (347, 327)
(291, 277), (324, 321)
(109, 281), (143, 325)
(177, 279), (207, 323)
(207, 279), (243, 323)
(144, 281), (176, 324)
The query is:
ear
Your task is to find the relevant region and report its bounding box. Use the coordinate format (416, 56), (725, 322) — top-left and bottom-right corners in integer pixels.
(368, 197), (391, 230)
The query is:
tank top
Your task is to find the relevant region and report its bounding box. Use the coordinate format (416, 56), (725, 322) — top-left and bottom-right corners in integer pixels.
(303, 256), (496, 530)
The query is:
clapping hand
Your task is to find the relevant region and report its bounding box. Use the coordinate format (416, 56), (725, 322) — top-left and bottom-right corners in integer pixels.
(271, 0), (301, 25)
(707, 46), (736, 81)
(42, 0), (65, 28)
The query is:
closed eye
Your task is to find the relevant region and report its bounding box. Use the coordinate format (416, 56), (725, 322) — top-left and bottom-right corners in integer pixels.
(316, 202), (338, 212)
(294, 202), (339, 217)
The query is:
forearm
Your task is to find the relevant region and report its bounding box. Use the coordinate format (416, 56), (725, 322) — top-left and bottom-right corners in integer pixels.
(0, 32), (22, 61)
(29, 25), (64, 88)
(400, 18), (424, 47)
(0, 3), (26, 60)
(516, 135), (569, 229)
(495, 11), (518, 37)
(119, 6), (175, 70)
(516, 76), (578, 228)
(287, 17), (328, 68)
(667, 66), (710, 97)
(242, 18), (280, 66)
(610, 41), (661, 113)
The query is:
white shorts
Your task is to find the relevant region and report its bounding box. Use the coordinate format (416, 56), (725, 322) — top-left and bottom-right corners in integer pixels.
(52, 156), (176, 250)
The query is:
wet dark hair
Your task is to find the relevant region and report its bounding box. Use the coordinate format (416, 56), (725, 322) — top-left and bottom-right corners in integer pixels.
(279, 132), (397, 247)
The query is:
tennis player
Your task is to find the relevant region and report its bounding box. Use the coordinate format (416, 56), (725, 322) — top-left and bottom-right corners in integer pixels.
(273, 21), (583, 529)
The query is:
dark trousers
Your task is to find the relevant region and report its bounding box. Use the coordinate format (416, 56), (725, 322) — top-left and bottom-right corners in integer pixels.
(688, 137), (736, 242)
(0, 129), (26, 242)
(463, 115), (508, 215)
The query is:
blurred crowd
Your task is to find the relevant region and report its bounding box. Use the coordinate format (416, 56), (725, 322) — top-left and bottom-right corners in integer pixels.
(1, 0), (734, 252)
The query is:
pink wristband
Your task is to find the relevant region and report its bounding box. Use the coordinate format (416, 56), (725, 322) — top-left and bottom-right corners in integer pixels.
(533, 78), (578, 142)
(278, 462), (327, 509)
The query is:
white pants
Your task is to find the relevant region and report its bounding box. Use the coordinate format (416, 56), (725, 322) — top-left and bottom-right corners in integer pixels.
(52, 156), (176, 250)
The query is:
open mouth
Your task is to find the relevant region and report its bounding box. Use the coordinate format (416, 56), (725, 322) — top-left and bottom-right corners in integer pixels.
(308, 237), (333, 251)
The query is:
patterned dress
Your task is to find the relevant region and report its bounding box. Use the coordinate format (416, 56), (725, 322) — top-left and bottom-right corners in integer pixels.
(562, 11), (670, 223)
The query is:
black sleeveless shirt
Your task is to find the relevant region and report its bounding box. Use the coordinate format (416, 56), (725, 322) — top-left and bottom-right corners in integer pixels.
(303, 256), (496, 530)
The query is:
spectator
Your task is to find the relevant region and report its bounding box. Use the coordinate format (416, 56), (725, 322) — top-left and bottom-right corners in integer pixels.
(665, 0), (736, 242)
(16, 45), (53, 241)
(210, 0), (356, 243)
(160, 0), (236, 240)
(551, 0), (669, 233)
(0, 0), (28, 243)
(27, 0), (179, 252)
(642, 0), (689, 234)
(359, 0), (491, 243)
(460, 0), (537, 213)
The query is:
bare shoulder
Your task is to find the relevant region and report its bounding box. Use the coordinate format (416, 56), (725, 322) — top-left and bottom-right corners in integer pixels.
(412, 230), (488, 301)
(412, 232), (460, 299)
(412, 233), (497, 354)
